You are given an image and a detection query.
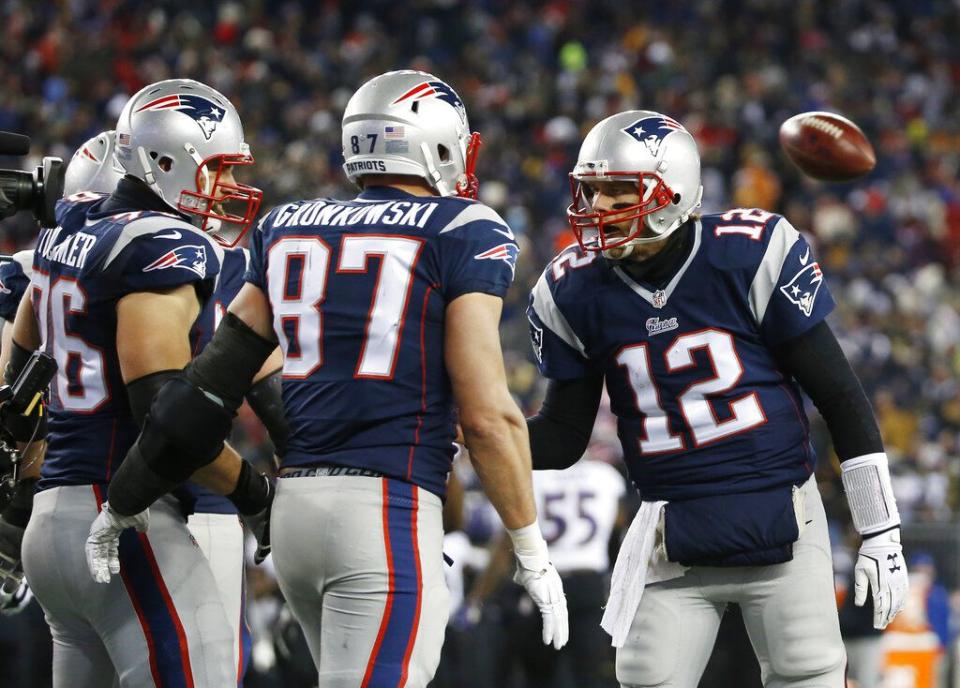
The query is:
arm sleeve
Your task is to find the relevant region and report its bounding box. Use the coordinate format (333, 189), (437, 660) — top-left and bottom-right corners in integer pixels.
(437, 204), (518, 300)
(751, 218), (836, 345)
(772, 320), (883, 461)
(526, 371), (604, 470)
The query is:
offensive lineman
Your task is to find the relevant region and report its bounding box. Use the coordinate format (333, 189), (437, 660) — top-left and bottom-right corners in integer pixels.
(1, 80), (275, 687)
(525, 111), (908, 687)
(88, 70), (569, 687)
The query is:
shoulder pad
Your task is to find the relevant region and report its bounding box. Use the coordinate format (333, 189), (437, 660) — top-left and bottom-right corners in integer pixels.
(439, 202), (515, 239)
(103, 214), (222, 270)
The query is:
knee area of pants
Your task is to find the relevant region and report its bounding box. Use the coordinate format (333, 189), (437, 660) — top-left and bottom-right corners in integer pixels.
(615, 635), (674, 686)
(767, 637), (846, 683)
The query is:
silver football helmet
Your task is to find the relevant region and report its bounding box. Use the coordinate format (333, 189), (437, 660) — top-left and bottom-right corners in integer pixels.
(114, 79), (262, 246)
(342, 70), (482, 198)
(568, 110), (703, 254)
(63, 130), (124, 196)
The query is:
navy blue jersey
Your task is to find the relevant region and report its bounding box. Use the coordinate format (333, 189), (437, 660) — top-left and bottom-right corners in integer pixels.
(0, 251), (32, 323)
(35, 193), (221, 490)
(528, 209), (835, 501)
(246, 186), (519, 497)
(184, 247), (249, 514)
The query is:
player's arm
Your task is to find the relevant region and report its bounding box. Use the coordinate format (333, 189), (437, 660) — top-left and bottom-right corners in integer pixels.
(106, 282), (277, 516)
(446, 292), (568, 649)
(773, 319), (906, 629)
(526, 372), (604, 470)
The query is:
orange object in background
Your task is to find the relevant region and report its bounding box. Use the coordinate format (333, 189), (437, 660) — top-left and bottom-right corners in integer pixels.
(881, 631), (942, 688)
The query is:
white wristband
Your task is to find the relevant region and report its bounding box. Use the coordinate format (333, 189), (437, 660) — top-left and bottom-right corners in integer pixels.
(840, 452), (901, 535)
(507, 519), (550, 571)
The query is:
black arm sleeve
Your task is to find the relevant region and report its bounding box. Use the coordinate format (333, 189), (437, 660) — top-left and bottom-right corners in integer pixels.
(526, 370), (604, 470)
(126, 370), (180, 428)
(245, 369), (289, 456)
(772, 320), (883, 461)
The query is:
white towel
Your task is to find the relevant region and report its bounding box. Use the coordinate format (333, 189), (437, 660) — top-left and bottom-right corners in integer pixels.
(601, 500), (686, 648)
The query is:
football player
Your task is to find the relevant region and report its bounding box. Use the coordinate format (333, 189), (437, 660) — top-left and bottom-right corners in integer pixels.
(0, 79), (276, 687)
(525, 110), (908, 687)
(88, 70), (569, 687)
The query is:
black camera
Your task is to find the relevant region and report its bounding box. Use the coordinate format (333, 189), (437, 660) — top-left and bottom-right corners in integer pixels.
(0, 131), (65, 228)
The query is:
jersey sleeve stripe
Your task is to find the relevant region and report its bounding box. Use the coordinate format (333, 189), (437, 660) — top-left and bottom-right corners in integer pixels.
(438, 203), (513, 237)
(531, 272), (588, 357)
(103, 216), (223, 269)
(748, 217), (800, 325)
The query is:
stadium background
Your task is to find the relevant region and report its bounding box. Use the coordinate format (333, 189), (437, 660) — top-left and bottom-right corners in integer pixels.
(2, 0), (960, 685)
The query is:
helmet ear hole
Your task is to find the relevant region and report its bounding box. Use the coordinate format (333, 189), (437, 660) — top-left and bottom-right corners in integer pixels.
(411, 101), (420, 114)
(673, 192), (681, 204)
(158, 156), (174, 172)
(437, 144), (451, 163)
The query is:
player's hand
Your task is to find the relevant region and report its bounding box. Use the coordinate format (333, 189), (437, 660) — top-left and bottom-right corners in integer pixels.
(0, 517), (25, 594)
(85, 502), (149, 584)
(855, 527), (909, 629)
(514, 558), (568, 649)
(240, 499), (273, 566)
(0, 579), (32, 616)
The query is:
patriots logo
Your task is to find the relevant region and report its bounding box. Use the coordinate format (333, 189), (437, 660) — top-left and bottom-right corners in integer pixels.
(780, 262), (823, 317)
(528, 314), (544, 364)
(392, 81), (467, 123)
(143, 245), (208, 278)
(474, 243), (519, 276)
(135, 94), (226, 140)
(622, 115), (685, 157)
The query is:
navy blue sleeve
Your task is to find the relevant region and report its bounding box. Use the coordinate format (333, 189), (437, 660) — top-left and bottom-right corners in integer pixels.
(757, 222), (835, 345)
(527, 270), (592, 380)
(437, 203), (518, 301)
(0, 257), (30, 323)
(244, 209), (276, 289)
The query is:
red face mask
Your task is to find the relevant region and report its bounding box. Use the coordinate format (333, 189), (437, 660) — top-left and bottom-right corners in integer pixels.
(178, 152), (263, 247)
(566, 171), (676, 252)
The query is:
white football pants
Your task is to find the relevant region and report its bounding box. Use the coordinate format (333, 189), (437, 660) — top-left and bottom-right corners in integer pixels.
(617, 476), (846, 688)
(270, 475), (449, 688)
(22, 486), (235, 688)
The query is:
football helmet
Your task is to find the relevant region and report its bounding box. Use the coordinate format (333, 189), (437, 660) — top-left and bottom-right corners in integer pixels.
(114, 79), (262, 246)
(341, 70), (482, 198)
(567, 110), (703, 254)
(63, 130), (124, 196)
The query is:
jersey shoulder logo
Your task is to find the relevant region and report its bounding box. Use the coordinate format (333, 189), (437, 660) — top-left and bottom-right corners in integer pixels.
(780, 262), (823, 316)
(135, 94), (226, 140)
(474, 242), (519, 275)
(143, 245), (208, 278)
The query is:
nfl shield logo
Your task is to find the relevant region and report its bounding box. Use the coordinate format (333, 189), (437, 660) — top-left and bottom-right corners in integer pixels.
(652, 289), (668, 309)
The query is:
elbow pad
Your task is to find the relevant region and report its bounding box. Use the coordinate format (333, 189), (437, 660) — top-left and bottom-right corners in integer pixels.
(841, 452), (901, 536)
(245, 369), (289, 456)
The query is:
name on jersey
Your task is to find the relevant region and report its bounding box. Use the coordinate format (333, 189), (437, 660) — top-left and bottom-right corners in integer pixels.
(646, 316), (678, 336)
(36, 226), (97, 269)
(271, 200), (438, 230)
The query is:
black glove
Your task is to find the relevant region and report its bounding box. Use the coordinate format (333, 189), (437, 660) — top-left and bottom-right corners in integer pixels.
(229, 461), (274, 565)
(0, 517), (25, 591)
(0, 398), (45, 445)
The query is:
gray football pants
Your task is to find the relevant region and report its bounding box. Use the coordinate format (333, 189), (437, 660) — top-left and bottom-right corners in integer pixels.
(617, 477), (846, 688)
(271, 475), (449, 688)
(22, 486), (235, 688)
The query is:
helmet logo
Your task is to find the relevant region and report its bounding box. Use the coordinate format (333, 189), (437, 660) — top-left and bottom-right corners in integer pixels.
(621, 116), (685, 157)
(135, 94), (226, 140)
(392, 81), (467, 123)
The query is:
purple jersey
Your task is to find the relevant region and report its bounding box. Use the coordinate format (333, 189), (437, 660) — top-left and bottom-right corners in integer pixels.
(35, 193), (222, 491)
(246, 186), (519, 497)
(528, 209), (835, 501)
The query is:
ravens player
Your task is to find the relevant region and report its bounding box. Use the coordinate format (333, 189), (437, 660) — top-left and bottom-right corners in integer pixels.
(1, 79), (276, 687)
(87, 70), (568, 687)
(525, 110), (908, 687)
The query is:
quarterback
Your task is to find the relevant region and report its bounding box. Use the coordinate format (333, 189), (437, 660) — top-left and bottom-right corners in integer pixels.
(525, 110), (907, 687)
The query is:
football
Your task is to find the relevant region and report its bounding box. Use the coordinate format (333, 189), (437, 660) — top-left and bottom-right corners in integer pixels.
(778, 111), (876, 182)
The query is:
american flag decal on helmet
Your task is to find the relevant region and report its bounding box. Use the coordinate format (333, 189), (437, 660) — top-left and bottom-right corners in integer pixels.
(142, 245), (208, 278)
(134, 93), (226, 140)
(474, 242), (519, 276)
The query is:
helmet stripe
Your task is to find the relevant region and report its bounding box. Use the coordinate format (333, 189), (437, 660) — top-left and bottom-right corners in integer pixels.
(392, 82), (433, 104)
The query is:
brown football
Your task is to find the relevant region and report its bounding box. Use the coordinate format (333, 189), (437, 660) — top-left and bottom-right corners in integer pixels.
(778, 112), (876, 182)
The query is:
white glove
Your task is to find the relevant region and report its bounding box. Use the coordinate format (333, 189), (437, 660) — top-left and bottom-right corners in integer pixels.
(854, 527), (908, 630)
(85, 502), (149, 584)
(508, 521), (569, 650)
(0, 579), (33, 616)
